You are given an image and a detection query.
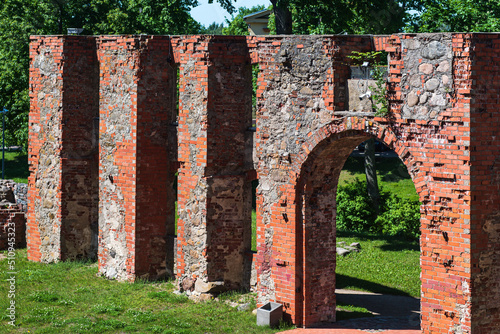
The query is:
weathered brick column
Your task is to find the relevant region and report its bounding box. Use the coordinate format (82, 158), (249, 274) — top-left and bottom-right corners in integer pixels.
(28, 36), (99, 262)
(175, 36), (253, 293)
(468, 33), (500, 332)
(97, 36), (177, 281)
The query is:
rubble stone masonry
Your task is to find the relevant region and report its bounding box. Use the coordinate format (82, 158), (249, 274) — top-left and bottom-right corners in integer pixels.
(28, 33), (500, 333)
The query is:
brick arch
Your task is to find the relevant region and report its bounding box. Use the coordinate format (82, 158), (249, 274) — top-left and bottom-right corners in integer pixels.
(286, 118), (427, 327)
(291, 117), (428, 202)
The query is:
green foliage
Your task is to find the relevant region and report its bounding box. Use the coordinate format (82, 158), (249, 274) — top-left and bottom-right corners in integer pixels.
(223, 5), (266, 36)
(339, 156), (419, 201)
(29, 291), (60, 303)
(336, 178), (377, 233)
(375, 195), (421, 240)
(371, 64), (389, 116)
(336, 301), (374, 321)
(348, 50), (385, 65)
(92, 303), (124, 316)
(252, 64), (260, 118)
(217, 0), (413, 35)
(287, 0), (410, 35)
(336, 178), (421, 240)
(74, 0), (203, 35)
(203, 22), (224, 35)
(210, 0), (236, 15)
(348, 51), (389, 116)
(0, 0), (203, 151)
(267, 11), (276, 35)
(0, 0), (46, 150)
(407, 0), (500, 33)
(147, 290), (189, 304)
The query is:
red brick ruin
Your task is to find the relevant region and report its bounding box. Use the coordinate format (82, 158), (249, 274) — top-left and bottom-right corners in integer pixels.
(28, 33), (500, 333)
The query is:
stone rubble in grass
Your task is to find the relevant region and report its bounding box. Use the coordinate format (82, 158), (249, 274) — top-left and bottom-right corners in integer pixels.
(336, 241), (361, 256)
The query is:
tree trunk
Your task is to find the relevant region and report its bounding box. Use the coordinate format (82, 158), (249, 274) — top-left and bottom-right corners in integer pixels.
(364, 138), (380, 213)
(51, 0), (64, 34)
(270, 0), (292, 34)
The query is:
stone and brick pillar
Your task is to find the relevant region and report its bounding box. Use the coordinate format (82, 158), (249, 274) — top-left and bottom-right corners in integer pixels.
(253, 36), (374, 326)
(28, 36), (99, 262)
(97, 36), (177, 281)
(175, 36), (253, 293)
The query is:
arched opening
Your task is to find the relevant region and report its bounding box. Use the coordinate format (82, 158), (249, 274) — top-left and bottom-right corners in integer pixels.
(334, 139), (420, 330)
(295, 129), (422, 330)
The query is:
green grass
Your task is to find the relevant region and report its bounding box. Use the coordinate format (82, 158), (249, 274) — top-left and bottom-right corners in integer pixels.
(0, 249), (294, 334)
(1, 151), (28, 183)
(336, 302), (373, 321)
(336, 231), (420, 298)
(3, 149), (418, 328)
(335, 155), (421, 298)
(339, 156), (418, 201)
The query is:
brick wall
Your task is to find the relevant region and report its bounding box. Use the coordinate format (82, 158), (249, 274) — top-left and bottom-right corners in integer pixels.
(28, 36), (98, 262)
(469, 33), (500, 333)
(0, 208), (26, 250)
(28, 33), (500, 332)
(97, 36), (177, 280)
(0, 180), (27, 250)
(174, 35), (253, 293)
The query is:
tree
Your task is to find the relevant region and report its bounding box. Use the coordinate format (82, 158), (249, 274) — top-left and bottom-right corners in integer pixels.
(270, 0), (293, 34)
(213, 0), (292, 34)
(0, 0), (54, 150)
(364, 139), (380, 212)
(406, 0), (500, 32)
(222, 5), (266, 36)
(204, 22), (225, 35)
(214, 0), (417, 35)
(0, 0), (203, 150)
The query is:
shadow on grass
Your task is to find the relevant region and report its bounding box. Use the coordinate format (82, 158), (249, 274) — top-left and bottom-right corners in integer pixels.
(342, 156), (412, 183)
(3, 152), (28, 182)
(336, 273), (413, 297)
(337, 230), (419, 252)
(336, 309), (374, 321)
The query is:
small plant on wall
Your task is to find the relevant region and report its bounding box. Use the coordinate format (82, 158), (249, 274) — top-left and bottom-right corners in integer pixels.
(348, 51), (389, 116)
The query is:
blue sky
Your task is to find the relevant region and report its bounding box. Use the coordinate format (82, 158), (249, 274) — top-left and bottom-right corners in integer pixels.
(191, 0), (271, 27)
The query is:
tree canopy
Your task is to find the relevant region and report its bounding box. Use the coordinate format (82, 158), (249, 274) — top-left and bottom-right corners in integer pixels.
(5, 0), (500, 150)
(0, 0), (203, 150)
(222, 5), (266, 36)
(406, 0), (500, 32)
(203, 22), (224, 35)
(217, 0), (500, 34)
(216, 0), (416, 35)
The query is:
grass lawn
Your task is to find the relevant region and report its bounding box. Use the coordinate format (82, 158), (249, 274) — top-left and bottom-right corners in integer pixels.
(0, 249), (293, 334)
(1, 148), (420, 329)
(0, 231), (420, 332)
(336, 231), (420, 298)
(1, 151), (28, 184)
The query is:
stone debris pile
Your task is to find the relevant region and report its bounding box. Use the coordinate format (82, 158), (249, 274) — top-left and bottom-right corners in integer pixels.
(336, 241), (361, 256)
(0, 180), (27, 250)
